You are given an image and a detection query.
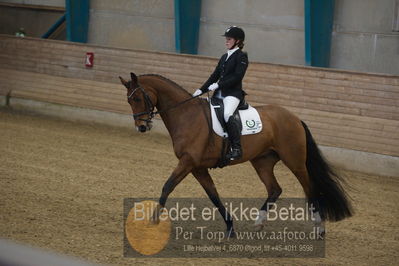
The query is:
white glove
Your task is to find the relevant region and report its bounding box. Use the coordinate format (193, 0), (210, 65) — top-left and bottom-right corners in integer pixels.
(192, 89), (202, 97)
(208, 83), (219, 91)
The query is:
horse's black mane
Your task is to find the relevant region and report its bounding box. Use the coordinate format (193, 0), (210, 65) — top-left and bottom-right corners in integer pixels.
(139, 74), (191, 96)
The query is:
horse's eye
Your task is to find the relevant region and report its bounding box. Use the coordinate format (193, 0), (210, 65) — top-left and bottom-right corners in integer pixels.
(133, 97), (141, 103)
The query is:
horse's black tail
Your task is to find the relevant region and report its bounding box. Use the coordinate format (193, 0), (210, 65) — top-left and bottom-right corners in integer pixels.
(301, 121), (353, 222)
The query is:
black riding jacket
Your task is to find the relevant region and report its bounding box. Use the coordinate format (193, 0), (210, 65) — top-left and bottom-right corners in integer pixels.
(200, 49), (248, 100)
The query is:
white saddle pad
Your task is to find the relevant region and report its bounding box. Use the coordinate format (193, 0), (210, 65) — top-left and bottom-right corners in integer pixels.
(210, 102), (263, 137)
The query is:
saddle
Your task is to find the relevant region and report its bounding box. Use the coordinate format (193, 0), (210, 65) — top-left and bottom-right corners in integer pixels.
(210, 97), (248, 133)
(209, 97), (262, 168)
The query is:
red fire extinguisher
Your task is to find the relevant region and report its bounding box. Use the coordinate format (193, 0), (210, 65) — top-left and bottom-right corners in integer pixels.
(85, 52), (94, 67)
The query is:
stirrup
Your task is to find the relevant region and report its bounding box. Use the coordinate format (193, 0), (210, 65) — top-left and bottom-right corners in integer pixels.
(228, 148), (242, 160)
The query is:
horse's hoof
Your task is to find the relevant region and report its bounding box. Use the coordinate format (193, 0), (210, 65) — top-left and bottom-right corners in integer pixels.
(226, 229), (236, 239)
(318, 228), (325, 240)
(254, 224), (264, 231)
(150, 216), (160, 225)
(254, 210), (267, 231)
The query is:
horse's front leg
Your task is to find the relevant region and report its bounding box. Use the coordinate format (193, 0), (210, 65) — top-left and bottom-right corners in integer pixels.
(192, 168), (235, 238)
(152, 154), (193, 223)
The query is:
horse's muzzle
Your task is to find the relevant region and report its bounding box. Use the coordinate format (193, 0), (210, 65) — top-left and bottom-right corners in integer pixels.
(138, 125), (147, 133)
(136, 122), (152, 133)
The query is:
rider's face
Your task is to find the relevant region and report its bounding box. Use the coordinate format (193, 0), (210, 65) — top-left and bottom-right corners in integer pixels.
(225, 37), (236, 50)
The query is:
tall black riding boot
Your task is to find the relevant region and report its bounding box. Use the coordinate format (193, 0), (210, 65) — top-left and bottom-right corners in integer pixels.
(226, 116), (242, 160)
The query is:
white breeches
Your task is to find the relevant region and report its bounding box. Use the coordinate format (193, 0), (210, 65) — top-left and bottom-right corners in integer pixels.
(223, 96), (240, 122)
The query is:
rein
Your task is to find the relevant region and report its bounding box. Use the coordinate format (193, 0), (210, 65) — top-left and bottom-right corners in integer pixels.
(153, 91), (207, 115)
(128, 86), (207, 122)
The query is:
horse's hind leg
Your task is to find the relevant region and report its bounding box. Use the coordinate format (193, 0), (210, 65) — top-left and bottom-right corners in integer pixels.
(191, 168), (235, 238)
(250, 151), (282, 230)
(278, 143), (324, 235)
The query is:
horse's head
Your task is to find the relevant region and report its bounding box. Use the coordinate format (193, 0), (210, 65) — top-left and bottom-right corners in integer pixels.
(119, 72), (157, 133)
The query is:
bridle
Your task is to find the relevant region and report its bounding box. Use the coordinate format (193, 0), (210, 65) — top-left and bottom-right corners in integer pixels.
(127, 84), (206, 123)
(127, 86), (156, 124)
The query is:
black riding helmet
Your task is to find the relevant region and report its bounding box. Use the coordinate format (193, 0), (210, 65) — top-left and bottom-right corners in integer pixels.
(222, 26), (245, 41)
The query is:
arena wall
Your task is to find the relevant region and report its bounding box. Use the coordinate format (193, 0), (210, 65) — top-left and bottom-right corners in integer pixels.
(0, 35), (398, 176)
(2, 1), (399, 75)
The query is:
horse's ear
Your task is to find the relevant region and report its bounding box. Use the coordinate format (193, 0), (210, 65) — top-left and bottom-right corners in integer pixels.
(130, 72), (138, 84)
(119, 76), (129, 89)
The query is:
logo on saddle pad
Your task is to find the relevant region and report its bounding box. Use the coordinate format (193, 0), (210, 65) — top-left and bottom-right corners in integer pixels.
(209, 101), (262, 138)
(246, 119), (256, 128)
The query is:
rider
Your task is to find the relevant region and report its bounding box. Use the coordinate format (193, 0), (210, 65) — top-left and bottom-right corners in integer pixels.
(193, 26), (248, 160)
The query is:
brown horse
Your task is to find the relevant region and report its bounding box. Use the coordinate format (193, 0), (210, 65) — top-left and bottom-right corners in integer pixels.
(119, 72), (352, 237)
